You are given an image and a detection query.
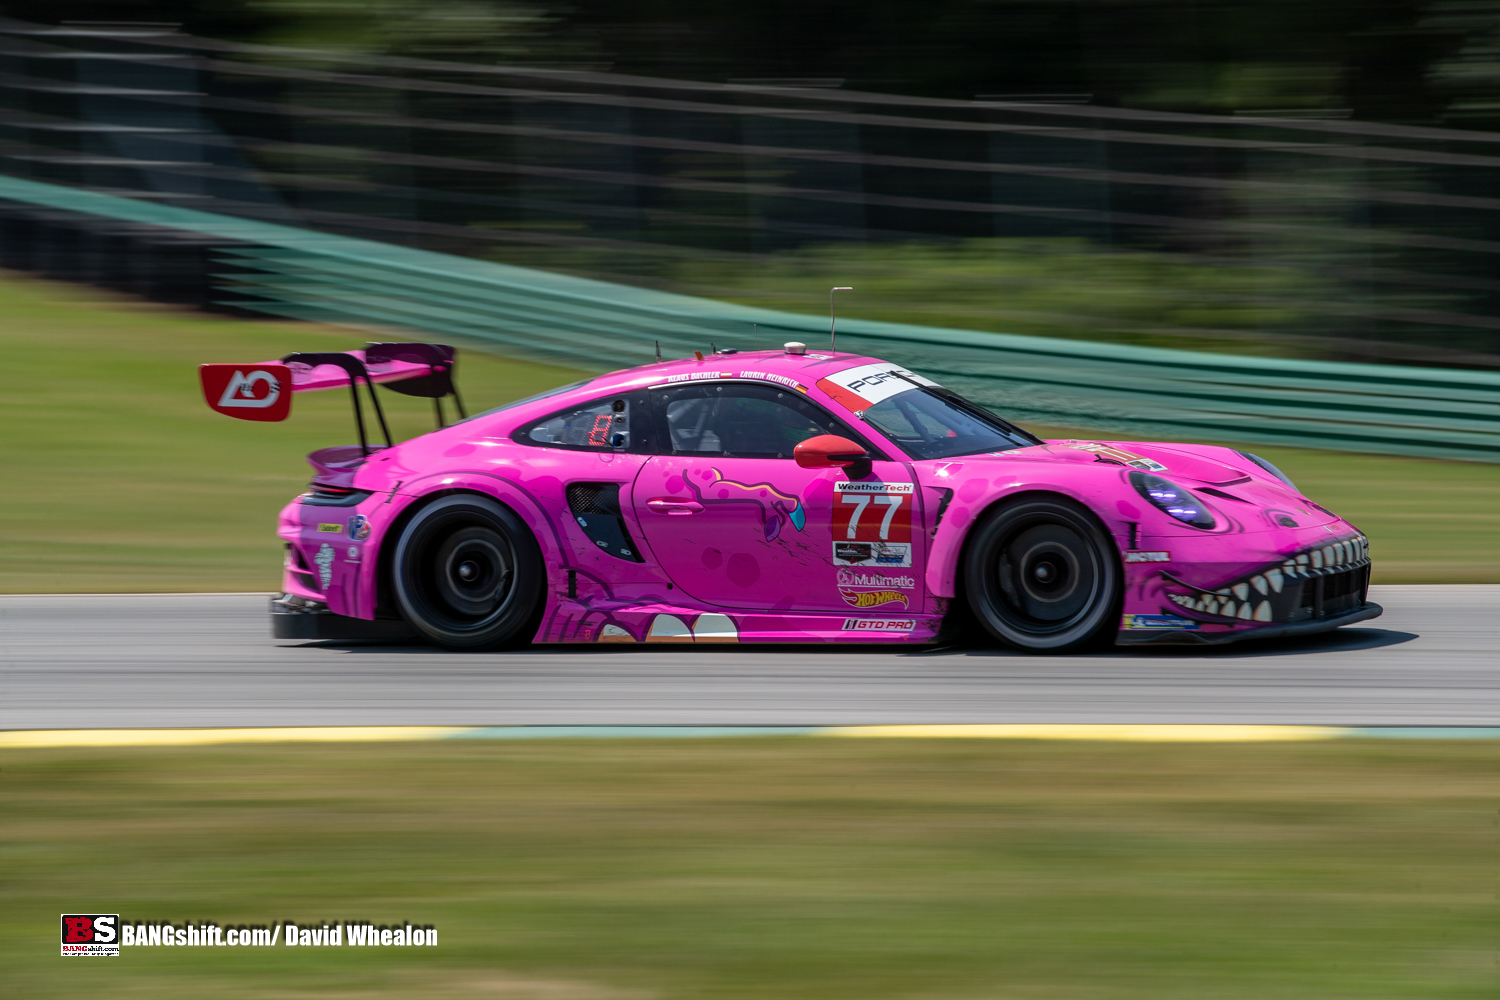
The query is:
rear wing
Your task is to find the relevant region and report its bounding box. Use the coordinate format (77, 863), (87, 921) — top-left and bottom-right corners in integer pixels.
(200, 342), (466, 455)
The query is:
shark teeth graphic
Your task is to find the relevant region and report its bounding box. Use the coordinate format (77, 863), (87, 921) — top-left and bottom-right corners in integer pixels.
(1163, 533), (1369, 626)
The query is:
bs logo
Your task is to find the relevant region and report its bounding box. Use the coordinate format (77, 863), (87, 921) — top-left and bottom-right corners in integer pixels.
(61, 914), (119, 956)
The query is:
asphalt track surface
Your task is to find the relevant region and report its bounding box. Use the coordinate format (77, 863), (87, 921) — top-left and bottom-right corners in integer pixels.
(1, 585), (1496, 729)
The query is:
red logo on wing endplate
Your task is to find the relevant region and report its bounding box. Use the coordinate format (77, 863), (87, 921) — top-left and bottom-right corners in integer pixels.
(200, 364), (292, 422)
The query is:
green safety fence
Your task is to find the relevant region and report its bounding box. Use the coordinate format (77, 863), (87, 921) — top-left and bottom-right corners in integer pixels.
(4, 173), (1499, 463)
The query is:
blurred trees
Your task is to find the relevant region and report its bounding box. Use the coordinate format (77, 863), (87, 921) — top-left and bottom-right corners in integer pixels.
(5, 0), (1498, 127)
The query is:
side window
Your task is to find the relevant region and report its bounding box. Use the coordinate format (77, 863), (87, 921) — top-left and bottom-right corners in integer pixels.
(654, 382), (869, 459)
(516, 392), (653, 453)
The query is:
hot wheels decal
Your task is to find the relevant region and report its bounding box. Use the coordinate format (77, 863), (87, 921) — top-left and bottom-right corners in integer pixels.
(839, 588), (909, 610)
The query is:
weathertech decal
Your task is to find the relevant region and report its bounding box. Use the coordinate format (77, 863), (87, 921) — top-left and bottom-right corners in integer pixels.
(1124, 551), (1171, 563)
(840, 588), (909, 610)
(816, 363), (939, 414)
(199, 364), (292, 422)
(842, 618), (916, 631)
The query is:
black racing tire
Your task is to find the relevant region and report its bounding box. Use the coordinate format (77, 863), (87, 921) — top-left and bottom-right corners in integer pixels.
(392, 494), (544, 650)
(963, 496), (1121, 653)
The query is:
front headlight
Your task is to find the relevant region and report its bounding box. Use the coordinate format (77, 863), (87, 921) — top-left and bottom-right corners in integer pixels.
(1235, 450), (1297, 490)
(1130, 472), (1216, 529)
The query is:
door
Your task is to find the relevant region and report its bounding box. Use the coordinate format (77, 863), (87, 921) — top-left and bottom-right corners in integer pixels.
(632, 381), (923, 613)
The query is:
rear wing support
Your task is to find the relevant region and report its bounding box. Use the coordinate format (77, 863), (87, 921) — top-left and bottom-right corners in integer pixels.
(281, 352), (392, 457)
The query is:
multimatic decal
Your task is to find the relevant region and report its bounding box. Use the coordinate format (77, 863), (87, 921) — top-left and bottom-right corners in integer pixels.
(687, 468), (807, 542)
(836, 569), (917, 590)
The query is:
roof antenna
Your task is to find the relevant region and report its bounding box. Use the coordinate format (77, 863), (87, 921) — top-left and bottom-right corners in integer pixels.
(753, 323), (759, 350)
(711, 342), (718, 355)
(655, 339), (661, 363)
(830, 287), (852, 351)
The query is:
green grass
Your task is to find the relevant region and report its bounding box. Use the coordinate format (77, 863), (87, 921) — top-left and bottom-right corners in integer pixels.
(0, 268), (1493, 589)
(3, 738), (1496, 998)
(0, 271), (587, 593)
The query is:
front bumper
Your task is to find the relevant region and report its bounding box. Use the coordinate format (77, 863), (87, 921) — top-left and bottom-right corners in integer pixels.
(1117, 600), (1383, 645)
(270, 594), (418, 642)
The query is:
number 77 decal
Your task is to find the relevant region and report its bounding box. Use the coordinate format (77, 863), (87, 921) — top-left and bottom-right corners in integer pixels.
(840, 494), (905, 539)
(832, 482), (914, 544)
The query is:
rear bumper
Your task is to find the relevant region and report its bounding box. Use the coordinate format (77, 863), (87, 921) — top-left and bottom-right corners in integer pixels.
(1116, 601), (1383, 646)
(270, 594), (418, 642)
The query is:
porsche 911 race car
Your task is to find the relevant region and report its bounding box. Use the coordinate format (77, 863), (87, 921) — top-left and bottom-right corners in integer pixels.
(200, 340), (1380, 651)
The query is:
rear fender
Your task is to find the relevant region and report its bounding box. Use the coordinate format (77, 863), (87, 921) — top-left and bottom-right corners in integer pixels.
(366, 471), (571, 621)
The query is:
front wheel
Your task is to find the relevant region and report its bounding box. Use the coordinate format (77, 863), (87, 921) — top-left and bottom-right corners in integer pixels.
(392, 494), (544, 650)
(963, 496), (1121, 653)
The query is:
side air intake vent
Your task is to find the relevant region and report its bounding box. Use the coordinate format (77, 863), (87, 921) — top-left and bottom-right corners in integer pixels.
(566, 483), (644, 562)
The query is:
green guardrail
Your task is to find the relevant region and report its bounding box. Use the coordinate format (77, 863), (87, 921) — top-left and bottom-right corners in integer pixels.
(3, 173), (1499, 462)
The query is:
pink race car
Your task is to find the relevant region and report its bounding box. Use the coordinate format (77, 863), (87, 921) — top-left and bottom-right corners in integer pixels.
(201, 341), (1379, 652)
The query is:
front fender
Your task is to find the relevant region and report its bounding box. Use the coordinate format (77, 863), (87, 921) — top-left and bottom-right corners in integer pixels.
(924, 477), (1126, 599)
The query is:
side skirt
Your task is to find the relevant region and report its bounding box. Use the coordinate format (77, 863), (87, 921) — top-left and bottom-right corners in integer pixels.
(535, 598), (942, 645)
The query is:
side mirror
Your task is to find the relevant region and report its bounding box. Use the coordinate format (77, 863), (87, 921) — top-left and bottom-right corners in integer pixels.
(794, 434), (871, 478)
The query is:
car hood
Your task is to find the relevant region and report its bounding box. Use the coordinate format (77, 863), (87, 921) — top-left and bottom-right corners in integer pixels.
(933, 439), (1342, 531)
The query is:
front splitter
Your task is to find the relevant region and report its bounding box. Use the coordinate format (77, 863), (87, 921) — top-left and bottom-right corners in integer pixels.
(1115, 602), (1384, 646)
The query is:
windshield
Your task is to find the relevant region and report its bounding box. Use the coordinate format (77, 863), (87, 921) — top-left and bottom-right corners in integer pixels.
(860, 388), (1037, 460)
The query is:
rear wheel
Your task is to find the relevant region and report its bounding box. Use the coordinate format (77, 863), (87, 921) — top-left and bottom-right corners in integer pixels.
(392, 494), (543, 650)
(964, 496), (1120, 652)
